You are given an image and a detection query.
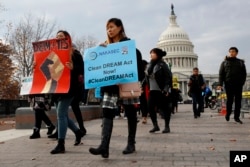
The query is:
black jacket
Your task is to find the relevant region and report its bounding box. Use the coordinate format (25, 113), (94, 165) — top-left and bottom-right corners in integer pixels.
(147, 59), (172, 94)
(188, 74), (205, 94)
(219, 56), (247, 86)
(101, 38), (144, 95)
(54, 49), (84, 100)
(68, 49), (84, 96)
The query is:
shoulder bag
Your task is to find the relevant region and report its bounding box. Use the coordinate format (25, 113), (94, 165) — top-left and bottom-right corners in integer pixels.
(119, 82), (142, 98)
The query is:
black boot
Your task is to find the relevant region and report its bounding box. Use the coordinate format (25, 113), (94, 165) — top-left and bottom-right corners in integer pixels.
(47, 124), (55, 135)
(30, 128), (40, 139)
(149, 122), (160, 133)
(123, 117), (137, 154)
(89, 118), (113, 158)
(48, 129), (58, 139)
(234, 118), (243, 124)
(81, 127), (87, 136)
(50, 139), (65, 154)
(162, 126), (170, 133)
(74, 129), (84, 146)
(162, 108), (171, 133)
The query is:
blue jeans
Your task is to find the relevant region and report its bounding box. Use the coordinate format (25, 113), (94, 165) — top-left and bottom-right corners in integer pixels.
(56, 96), (78, 139)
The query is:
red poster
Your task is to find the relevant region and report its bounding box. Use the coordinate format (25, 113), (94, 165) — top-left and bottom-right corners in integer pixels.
(30, 38), (71, 94)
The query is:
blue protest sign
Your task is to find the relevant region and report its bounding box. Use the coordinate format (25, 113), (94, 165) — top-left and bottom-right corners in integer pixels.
(94, 87), (102, 99)
(83, 40), (138, 89)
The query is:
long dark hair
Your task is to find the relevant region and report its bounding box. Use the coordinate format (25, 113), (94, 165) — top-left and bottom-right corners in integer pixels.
(147, 48), (167, 75)
(150, 48), (167, 59)
(56, 30), (72, 46)
(56, 30), (73, 54)
(106, 18), (127, 44)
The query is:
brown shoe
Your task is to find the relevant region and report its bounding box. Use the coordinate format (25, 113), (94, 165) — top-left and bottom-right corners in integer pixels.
(142, 117), (147, 124)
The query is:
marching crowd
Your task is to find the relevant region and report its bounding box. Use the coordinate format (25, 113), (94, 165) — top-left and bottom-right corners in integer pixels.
(28, 18), (247, 158)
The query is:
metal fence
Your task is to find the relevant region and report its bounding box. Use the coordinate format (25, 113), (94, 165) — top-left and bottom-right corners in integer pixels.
(216, 97), (250, 112)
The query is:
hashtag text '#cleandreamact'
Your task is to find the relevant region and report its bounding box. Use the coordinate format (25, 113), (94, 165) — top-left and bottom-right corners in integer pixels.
(89, 73), (134, 84)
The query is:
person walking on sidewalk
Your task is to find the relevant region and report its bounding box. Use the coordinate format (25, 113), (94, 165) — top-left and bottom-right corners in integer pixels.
(171, 88), (181, 114)
(188, 67), (206, 118)
(49, 30), (84, 154)
(48, 44), (87, 142)
(29, 94), (55, 139)
(204, 86), (212, 108)
(70, 44), (87, 135)
(217, 47), (247, 124)
(145, 48), (172, 133)
(89, 18), (144, 158)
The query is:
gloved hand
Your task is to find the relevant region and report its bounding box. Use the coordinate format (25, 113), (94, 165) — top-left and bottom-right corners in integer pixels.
(78, 75), (83, 84)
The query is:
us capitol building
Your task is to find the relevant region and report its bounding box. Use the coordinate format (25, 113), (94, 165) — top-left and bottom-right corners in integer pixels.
(157, 5), (250, 100)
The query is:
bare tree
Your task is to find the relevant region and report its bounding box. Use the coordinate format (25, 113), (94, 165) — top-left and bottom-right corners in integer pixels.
(0, 3), (5, 25)
(73, 35), (98, 55)
(73, 35), (98, 103)
(8, 14), (57, 80)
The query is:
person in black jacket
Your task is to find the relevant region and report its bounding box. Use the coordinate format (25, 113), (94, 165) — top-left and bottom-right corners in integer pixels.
(188, 67), (206, 118)
(50, 30), (84, 154)
(171, 88), (181, 113)
(70, 45), (87, 135)
(218, 47), (247, 124)
(146, 48), (172, 133)
(48, 45), (87, 141)
(89, 18), (144, 158)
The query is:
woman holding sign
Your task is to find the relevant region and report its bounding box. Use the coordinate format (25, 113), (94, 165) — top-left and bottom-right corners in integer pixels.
(50, 30), (84, 154)
(89, 18), (143, 158)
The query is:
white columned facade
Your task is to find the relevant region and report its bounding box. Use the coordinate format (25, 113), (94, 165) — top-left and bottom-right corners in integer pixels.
(157, 4), (198, 98)
(154, 4), (250, 100)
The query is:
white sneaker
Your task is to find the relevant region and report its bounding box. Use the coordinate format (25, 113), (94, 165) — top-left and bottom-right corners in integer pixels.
(115, 116), (120, 119)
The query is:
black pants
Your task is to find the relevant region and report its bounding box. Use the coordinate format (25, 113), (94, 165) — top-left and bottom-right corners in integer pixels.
(103, 105), (137, 121)
(82, 89), (89, 104)
(103, 108), (116, 120)
(123, 105), (137, 121)
(204, 95), (209, 106)
(191, 92), (203, 116)
(172, 99), (178, 113)
(102, 104), (137, 148)
(71, 95), (84, 130)
(225, 83), (243, 119)
(123, 104), (137, 145)
(34, 109), (53, 129)
(148, 90), (171, 124)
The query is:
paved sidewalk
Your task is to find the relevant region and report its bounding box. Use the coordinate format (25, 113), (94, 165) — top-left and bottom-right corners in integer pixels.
(0, 104), (250, 167)
(0, 117), (15, 131)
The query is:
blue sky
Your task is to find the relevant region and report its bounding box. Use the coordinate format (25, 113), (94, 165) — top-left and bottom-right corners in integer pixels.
(0, 0), (249, 74)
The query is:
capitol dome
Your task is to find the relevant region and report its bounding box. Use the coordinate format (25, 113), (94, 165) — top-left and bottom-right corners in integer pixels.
(159, 25), (189, 42)
(157, 4), (198, 75)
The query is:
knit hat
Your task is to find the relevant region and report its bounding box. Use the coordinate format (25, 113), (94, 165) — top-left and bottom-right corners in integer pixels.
(150, 48), (167, 58)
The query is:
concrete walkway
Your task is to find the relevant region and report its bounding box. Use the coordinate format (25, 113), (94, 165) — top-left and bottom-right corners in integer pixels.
(0, 104), (249, 167)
